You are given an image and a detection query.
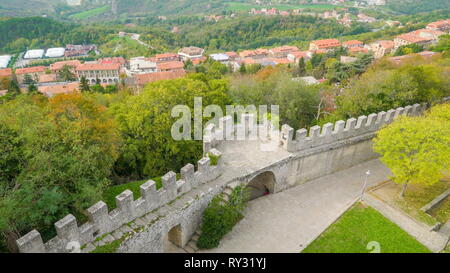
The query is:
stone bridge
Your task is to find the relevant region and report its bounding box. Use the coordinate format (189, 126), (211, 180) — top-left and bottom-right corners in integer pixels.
(16, 103), (426, 253)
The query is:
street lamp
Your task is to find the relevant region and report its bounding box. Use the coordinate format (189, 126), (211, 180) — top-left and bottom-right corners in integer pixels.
(360, 170), (371, 201)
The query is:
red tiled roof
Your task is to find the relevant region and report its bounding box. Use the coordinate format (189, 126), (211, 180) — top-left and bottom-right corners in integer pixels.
(270, 58), (293, 64)
(135, 70), (186, 86)
(377, 40), (395, 49)
(0, 68), (13, 77)
(311, 39), (341, 49)
(155, 53), (178, 59)
(16, 66), (46, 75)
(38, 82), (79, 97)
(288, 51), (310, 59)
(396, 33), (432, 43)
(50, 60), (81, 71)
(98, 57), (126, 65)
(157, 61), (184, 71)
(76, 63), (121, 71)
(270, 45), (299, 54)
(343, 40), (363, 47)
(225, 51), (239, 58)
(192, 56), (206, 65)
(427, 20), (450, 29)
(239, 49), (270, 58)
(349, 47), (369, 54)
(39, 74), (57, 83)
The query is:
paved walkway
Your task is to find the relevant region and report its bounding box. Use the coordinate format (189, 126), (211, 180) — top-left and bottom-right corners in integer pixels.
(201, 159), (392, 253)
(364, 194), (448, 252)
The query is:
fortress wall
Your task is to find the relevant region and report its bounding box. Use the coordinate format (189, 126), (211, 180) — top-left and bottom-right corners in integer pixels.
(16, 149), (225, 253)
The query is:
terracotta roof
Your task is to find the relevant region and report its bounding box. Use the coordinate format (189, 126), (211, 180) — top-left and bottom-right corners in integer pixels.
(377, 40), (395, 49)
(311, 39), (341, 49)
(239, 49), (270, 58)
(76, 63), (121, 71)
(155, 53), (179, 59)
(178, 46), (204, 56)
(349, 47), (369, 54)
(270, 58), (293, 64)
(38, 82), (79, 97)
(15, 66), (46, 75)
(50, 60), (81, 71)
(39, 73), (57, 83)
(288, 51), (310, 59)
(270, 45), (299, 54)
(396, 33), (432, 43)
(135, 70), (186, 86)
(192, 57), (206, 65)
(0, 68), (13, 77)
(98, 57), (126, 65)
(343, 40), (364, 47)
(427, 20), (450, 29)
(157, 61), (184, 71)
(225, 51), (239, 58)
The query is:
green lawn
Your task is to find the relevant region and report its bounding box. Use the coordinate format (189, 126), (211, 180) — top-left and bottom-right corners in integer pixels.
(226, 2), (336, 12)
(70, 5), (110, 20)
(302, 203), (431, 253)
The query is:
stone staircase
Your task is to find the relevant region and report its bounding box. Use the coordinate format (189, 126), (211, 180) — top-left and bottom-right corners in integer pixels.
(183, 183), (239, 253)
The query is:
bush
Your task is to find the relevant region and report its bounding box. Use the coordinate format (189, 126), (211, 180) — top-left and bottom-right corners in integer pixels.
(197, 186), (248, 249)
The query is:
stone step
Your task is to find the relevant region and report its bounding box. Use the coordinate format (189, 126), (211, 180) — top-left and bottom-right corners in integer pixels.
(184, 245), (196, 253)
(188, 241), (199, 251)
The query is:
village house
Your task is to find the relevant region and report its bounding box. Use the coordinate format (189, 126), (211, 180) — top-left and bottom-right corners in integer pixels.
(269, 46), (300, 58)
(128, 57), (157, 75)
(394, 33), (434, 49)
(426, 19), (450, 32)
(178, 46), (205, 61)
(287, 51), (312, 63)
(133, 70), (186, 91)
(38, 73), (58, 84)
(15, 66), (47, 84)
(309, 39), (341, 52)
(156, 61), (185, 72)
(224, 51), (239, 61)
(49, 60), (82, 81)
(0, 68), (14, 81)
(342, 40), (364, 48)
(370, 40), (395, 58)
(64, 44), (97, 57)
(387, 51), (438, 65)
(38, 82), (80, 97)
(210, 53), (230, 64)
(239, 49), (270, 59)
(154, 53), (180, 63)
(75, 63), (121, 84)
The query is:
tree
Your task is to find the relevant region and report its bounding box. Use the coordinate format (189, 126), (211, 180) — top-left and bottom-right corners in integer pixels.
(27, 83), (38, 95)
(238, 63), (246, 74)
(0, 94), (121, 252)
(7, 80), (20, 97)
(58, 65), (76, 82)
(111, 75), (230, 179)
(23, 74), (35, 85)
(373, 104), (450, 197)
(298, 57), (306, 77)
(80, 76), (90, 92)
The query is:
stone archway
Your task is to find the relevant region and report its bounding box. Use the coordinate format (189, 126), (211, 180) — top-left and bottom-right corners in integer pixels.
(167, 224), (182, 247)
(246, 171), (276, 201)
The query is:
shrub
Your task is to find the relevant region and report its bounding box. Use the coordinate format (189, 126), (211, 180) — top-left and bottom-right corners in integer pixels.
(197, 186), (248, 249)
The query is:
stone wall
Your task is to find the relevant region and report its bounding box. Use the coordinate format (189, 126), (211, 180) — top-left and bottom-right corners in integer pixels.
(16, 102), (427, 253)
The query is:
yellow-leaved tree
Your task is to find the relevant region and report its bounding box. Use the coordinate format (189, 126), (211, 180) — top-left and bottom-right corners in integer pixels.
(373, 103), (450, 197)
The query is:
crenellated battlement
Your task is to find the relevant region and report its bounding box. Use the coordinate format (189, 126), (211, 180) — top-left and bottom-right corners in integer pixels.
(279, 104), (425, 152)
(16, 103), (429, 253)
(16, 148), (224, 253)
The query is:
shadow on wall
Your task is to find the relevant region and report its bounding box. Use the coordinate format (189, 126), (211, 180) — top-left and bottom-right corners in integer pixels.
(246, 171), (276, 200)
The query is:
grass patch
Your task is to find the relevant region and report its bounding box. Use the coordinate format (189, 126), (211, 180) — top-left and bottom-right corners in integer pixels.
(302, 203), (431, 253)
(70, 5), (110, 20)
(91, 238), (124, 253)
(428, 196), (450, 224)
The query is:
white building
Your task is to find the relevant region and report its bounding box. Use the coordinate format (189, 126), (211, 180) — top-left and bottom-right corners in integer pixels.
(0, 55), (12, 68)
(128, 57), (157, 75)
(24, 49), (45, 59)
(45, 48), (66, 58)
(210, 53), (230, 64)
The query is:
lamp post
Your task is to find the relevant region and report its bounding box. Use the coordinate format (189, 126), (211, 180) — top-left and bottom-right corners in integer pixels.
(360, 170), (371, 201)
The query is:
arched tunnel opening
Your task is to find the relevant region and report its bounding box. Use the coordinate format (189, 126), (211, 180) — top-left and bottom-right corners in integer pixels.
(245, 171), (276, 201)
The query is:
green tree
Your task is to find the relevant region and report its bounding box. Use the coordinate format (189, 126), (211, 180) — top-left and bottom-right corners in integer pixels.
(58, 65), (76, 82)
(111, 75), (230, 179)
(27, 83), (38, 95)
(373, 104), (450, 197)
(80, 76), (90, 92)
(23, 74), (35, 85)
(298, 57), (306, 77)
